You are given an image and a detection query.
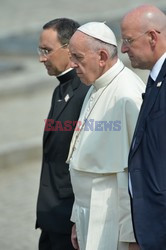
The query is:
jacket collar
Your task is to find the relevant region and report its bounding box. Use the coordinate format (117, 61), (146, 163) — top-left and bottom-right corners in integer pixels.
(129, 59), (166, 161)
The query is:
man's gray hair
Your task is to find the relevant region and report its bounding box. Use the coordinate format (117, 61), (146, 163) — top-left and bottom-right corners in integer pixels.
(86, 36), (118, 59)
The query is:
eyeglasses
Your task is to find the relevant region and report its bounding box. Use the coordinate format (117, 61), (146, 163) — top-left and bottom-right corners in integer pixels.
(121, 30), (161, 46)
(37, 43), (68, 57)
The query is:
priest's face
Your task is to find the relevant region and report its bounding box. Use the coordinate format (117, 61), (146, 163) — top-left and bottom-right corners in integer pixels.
(38, 28), (70, 76)
(69, 31), (102, 85)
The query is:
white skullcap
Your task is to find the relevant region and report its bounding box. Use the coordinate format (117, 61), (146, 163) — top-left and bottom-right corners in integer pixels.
(78, 22), (117, 46)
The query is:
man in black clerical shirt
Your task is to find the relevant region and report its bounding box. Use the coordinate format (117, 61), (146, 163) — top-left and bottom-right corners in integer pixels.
(36, 18), (89, 250)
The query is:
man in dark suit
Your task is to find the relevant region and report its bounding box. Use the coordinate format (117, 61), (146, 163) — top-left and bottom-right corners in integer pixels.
(36, 18), (89, 250)
(121, 5), (166, 250)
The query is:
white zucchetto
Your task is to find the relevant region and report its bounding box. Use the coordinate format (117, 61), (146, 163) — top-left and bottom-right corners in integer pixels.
(78, 22), (117, 46)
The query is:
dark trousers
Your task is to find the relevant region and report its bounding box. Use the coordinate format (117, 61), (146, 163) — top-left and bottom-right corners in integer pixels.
(39, 230), (75, 250)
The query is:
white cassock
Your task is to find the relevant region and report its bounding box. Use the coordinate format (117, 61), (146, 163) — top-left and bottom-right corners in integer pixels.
(67, 60), (145, 250)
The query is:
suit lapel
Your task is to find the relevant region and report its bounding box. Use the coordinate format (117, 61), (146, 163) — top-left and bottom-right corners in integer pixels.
(129, 59), (166, 161)
(52, 83), (74, 120)
(43, 76), (80, 145)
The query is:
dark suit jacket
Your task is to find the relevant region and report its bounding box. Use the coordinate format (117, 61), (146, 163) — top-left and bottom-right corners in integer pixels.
(36, 69), (89, 234)
(128, 59), (166, 250)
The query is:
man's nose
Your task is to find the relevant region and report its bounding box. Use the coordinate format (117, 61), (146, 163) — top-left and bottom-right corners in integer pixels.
(121, 43), (129, 54)
(39, 54), (47, 63)
(70, 60), (78, 68)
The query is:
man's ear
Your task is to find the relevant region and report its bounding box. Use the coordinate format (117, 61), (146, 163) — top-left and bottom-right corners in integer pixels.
(148, 30), (158, 47)
(99, 50), (109, 66)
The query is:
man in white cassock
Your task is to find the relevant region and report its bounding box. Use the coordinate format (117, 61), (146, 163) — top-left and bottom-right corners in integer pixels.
(67, 22), (145, 250)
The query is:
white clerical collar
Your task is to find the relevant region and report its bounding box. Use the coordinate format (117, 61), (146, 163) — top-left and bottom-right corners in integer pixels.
(93, 59), (124, 90)
(150, 52), (166, 81)
(57, 68), (73, 77)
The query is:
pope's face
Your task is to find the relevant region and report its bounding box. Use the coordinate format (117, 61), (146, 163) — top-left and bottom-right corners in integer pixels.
(69, 31), (102, 85)
(38, 28), (70, 76)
